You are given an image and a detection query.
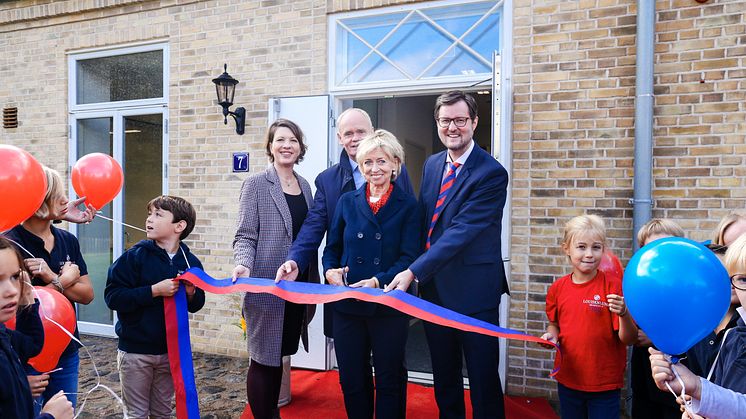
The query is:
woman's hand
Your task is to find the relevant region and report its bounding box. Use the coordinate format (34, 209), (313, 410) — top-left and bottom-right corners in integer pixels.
(232, 265), (251, 284)
(62, 197), (96, 224)
(606, 294), (628, 317)
(18, 271), (35, 306)
(350, 277), (379, 288)
(24, 258), (56, 283)
(59, 262), (81, 287)
(325, 267), (348, 286)
(275, 260), (299, 283)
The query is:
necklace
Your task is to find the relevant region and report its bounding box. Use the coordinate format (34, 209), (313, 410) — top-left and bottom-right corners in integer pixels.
(281, 177), (294, 187)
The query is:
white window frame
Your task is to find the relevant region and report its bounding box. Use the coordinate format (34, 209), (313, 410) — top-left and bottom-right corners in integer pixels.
(68, 41), (169, 113)
(328, 0), (503, 95)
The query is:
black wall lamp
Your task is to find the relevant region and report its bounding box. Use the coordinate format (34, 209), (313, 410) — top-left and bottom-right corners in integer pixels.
(212, 64), (246, 135)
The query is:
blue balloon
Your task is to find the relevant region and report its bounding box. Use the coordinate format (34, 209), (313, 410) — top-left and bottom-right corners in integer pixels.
(623, 237), (731, 355)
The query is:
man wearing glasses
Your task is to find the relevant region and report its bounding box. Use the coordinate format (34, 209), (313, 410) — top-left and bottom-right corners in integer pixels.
(387, 90), (509, 419)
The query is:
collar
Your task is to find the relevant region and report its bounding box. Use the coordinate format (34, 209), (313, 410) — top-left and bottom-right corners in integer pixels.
(738, 306), (746, 323)
(349, 156), (359, 172)
(447, 140), (475, 166)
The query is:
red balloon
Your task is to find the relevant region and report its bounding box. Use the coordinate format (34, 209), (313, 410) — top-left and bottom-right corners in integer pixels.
(599, 249), (624, 280)
(0, 145), (47, 232)
(6, 287), (76, 372)
(71, 153), (123, 210)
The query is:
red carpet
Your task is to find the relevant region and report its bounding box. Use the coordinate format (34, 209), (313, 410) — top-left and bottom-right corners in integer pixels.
(241, 369), (557, 419)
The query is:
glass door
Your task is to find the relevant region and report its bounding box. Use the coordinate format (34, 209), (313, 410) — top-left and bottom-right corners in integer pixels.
(71, 109), (166, 336)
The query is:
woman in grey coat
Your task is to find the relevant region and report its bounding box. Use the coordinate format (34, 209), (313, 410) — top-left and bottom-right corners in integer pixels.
(232, 118), (319, 419)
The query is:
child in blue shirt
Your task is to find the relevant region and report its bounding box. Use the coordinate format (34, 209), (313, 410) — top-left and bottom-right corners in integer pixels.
(104, 196), (205, 418)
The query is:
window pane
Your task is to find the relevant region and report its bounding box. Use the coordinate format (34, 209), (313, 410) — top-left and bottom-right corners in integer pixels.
(76, 50), (163, 104)
(123, 114), (163, 250)
(334, 1), (500, 87)
(75, 118), (114, 325)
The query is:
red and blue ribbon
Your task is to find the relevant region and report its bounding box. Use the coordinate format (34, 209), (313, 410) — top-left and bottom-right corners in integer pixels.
(165, 268), (560, 418)
(163, 284), (200, 419)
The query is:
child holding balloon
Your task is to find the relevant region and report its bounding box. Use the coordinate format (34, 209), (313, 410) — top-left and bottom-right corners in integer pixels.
(0, 236), (74, 419)
(630, 218), (685, 419)
(4, 166), (94, 415)
(649, 232), (746, 418)
(540, 214), (637, 419)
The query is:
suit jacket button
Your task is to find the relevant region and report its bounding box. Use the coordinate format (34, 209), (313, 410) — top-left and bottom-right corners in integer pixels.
(373, 258), (380, 265)
(356, 257), (364, 264)
(375, 233), (382, 240)
(357, 232), (364, 239)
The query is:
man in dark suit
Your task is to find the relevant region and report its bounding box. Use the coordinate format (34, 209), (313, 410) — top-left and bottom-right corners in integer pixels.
(386, 91), (509, 419)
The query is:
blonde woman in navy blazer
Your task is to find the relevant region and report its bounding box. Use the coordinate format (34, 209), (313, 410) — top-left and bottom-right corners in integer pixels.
(322, 129), (421, 419)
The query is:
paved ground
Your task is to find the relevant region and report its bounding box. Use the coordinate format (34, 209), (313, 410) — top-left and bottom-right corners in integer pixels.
(76, 334), (249, 418)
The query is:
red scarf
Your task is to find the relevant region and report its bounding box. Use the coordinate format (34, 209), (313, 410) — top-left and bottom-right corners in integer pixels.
(366, 184), (393, 214)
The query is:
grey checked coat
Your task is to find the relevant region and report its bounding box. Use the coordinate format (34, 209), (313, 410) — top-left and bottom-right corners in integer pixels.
(233, 166), (319, 367)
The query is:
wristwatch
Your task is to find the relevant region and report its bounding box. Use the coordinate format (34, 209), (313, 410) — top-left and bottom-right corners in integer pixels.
(50, 276), (65, 293)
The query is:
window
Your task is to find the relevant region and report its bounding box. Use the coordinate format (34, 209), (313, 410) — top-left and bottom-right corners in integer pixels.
(69, 42), (168, 111)
(330, 0), (501, 91)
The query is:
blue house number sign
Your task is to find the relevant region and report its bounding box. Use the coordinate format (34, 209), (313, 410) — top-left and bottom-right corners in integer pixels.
(233, 152), (249, 172)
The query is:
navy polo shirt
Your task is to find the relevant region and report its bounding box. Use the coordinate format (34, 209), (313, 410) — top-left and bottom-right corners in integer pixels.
(5, 224), (88, 360)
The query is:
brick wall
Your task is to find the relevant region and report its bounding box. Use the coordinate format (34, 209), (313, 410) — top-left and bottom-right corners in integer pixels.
(0, 0), (329, 357)
(510, 0), (746, 398)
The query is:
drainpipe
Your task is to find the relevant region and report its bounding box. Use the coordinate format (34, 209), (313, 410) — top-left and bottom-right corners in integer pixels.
(632, 0), (655, 249)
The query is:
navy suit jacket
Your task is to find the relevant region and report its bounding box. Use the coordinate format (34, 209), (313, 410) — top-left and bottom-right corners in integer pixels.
(409, 143), (509, 315)
(323, 182), (422, 317)
(288, 150), (413, 273)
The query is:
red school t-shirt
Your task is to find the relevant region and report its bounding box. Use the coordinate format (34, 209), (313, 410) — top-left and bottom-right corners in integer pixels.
(545, 270), (627, 392)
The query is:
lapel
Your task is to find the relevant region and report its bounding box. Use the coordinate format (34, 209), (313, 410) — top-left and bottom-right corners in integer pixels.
(375, 183), (405, 222)
(354, 185), (379, 227)
(339, 150), (356, 193)
(265, 166), (294, 239)
(423, 150), (447, 220)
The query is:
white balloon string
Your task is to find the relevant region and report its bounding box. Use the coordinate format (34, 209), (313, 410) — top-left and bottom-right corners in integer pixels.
(6, 238), (37, 259)
(94, 212), (146, 232)
(25, 284), (128, 418)
(663, 356), (694, 416)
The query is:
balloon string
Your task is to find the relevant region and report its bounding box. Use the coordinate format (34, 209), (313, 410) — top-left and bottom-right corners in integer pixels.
(663, 355), (695, 416)
(94, 212), (146, 232)
(6, 238), (37, 259)
(25, 283), (128, 418)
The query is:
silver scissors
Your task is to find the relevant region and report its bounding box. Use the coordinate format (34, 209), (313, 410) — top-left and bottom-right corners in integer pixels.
(342, 269), (348, 286)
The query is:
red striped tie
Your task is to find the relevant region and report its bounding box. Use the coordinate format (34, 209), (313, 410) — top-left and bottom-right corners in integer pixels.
(426, 162), (461, 249)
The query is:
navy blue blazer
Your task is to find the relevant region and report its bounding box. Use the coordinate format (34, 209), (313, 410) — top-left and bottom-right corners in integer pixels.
(409, 144), (509, 315)
(323, 182), (422, 317)
(288, 150), (413, 273)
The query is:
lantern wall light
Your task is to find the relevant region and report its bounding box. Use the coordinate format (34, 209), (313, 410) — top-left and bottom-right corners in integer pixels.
(212, 64), (246, 135)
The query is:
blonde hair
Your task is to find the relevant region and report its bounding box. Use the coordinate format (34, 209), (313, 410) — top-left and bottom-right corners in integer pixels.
(724, 233), (746, 275)
(637, 218), (685, 246)
(562, 214), (607, 246)
(34, 166), (65, 219)
(355, 129), (404, 181)
(712, 211), (746, 246)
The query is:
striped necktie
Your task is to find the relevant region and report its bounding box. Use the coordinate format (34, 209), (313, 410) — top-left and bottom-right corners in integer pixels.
(426, 162), (461, 249)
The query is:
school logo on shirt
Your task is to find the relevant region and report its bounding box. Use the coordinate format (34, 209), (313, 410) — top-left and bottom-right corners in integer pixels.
(582, 294), (608, 312)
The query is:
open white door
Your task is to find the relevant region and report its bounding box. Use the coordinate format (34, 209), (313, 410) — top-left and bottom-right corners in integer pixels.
(268, 95), (333, 370)
(492, 51), (509, 391)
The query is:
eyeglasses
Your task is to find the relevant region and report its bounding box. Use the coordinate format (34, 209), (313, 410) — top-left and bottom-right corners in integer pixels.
(436, 117), (470, 128)
(730, 274), (746, 291)
(706, 243), (728, 255)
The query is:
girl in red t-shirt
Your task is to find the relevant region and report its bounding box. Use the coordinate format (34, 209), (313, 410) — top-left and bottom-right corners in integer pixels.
(540, 214), (638, 419)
